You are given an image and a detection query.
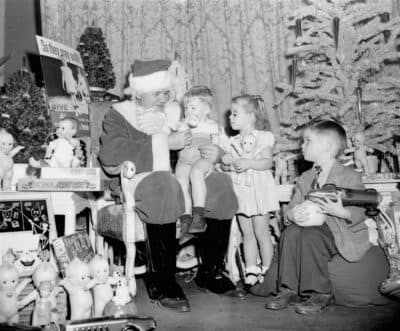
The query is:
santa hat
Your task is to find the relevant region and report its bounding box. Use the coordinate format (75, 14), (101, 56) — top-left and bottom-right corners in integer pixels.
(128, 59), (172, 95)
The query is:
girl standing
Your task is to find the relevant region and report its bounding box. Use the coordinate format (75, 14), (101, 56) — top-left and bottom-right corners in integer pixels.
(222, 95), (279, 287)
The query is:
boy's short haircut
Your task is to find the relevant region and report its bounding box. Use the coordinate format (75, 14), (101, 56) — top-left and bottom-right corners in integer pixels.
(308, 120), (347, 157)
(183, 85), (213, 108)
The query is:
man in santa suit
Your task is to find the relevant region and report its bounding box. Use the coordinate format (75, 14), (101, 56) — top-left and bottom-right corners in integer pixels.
(99, 59), (243, 313)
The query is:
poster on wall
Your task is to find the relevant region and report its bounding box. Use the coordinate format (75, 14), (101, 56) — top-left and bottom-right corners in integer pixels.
(35, 35), (90, 139)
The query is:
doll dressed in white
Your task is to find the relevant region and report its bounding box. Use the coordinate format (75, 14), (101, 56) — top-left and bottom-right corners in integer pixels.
(29, 118), (81, 169)
(0, 262), (31, 324)
(0, 128), (24, 190)
(89, 255), (119, 317)
(60, 59), (78, 109)
(59, 258), (94, 320)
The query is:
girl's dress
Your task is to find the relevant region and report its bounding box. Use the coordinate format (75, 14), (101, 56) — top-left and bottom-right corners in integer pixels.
(230, 130), (279, 217)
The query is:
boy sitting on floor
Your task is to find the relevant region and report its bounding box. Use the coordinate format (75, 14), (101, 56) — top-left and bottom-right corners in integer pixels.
(265, 120), (370, 315)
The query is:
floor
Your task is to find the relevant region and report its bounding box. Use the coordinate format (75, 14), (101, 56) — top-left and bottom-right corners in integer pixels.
(133, 274), (400, 331)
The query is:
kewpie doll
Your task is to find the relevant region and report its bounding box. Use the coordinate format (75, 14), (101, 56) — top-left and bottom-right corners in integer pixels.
(59, 258), (93, 320)
(0, 262), (31, 324)
(0, 128), (24, 190)
(29, 118), (80, 169)
(18, 262), (59, 326)
(89, 255), (119, 317)
(344, 131), (374, 174)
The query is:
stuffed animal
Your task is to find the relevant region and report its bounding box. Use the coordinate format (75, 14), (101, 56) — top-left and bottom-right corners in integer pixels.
(89, 255), (119, 317)
(60, 258), (93, 320)
(0, 262), (31, 324)
(0, 129), (24, 190)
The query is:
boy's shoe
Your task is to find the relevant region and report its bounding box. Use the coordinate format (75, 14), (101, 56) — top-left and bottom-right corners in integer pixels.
(294, 293), (334, 315)
(188, 214), (207, 233)
(265, 288), (301, 310)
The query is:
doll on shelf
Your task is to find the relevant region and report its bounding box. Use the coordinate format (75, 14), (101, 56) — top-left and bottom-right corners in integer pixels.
(29, 118), (81, 169)
(0, 262), (31, 324)
(273, 152), (297, 185)
(344, 131), (374, 174)
(0, 128), (24, 190)
(89, 255), (119, 317)
(59, 258), (94, 320)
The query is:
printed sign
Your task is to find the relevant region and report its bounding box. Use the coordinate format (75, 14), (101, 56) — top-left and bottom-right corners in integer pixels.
(36, 35), (90, 137)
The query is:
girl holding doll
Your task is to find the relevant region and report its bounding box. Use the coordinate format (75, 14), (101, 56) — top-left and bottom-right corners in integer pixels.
(222, 95), (279, 288)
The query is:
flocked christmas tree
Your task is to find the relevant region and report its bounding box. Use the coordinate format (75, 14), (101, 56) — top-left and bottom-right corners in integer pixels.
(276, 0), (400, 157)
(77, 25), (116, 90)
(0, 67), (52, 163)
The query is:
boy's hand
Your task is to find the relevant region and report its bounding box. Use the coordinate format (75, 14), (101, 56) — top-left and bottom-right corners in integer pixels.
(168, 130), (192, 150)
(222, 153), (234, 165)
(233, 158), (251, 172)
(315, 195), (351, 220)
(199, 143), (223, 163)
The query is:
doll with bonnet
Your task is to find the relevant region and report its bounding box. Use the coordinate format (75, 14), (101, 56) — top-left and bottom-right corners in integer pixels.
(0, 128), (24, 190)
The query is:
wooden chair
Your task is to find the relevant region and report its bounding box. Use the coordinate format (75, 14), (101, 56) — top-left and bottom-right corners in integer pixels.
(88, 102), (146, 296)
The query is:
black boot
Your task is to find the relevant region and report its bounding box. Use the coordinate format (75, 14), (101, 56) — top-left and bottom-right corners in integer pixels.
(144, 223), (190, 312)
(194, 218), (246, 298)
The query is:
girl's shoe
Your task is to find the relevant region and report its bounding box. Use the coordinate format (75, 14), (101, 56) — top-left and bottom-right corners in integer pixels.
(245, 265), (262, 287)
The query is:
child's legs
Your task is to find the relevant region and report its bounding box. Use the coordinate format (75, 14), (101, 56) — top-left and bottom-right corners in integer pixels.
(190, 158), (214, 208)
(175, 162), (192, 215)
(237, 214), (257, 268)
(252, 214), (273, 271)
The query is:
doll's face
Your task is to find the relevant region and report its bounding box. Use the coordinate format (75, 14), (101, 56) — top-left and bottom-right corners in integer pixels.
(39, 281), (53, 298)
(0, 266), (19, 292)
(0, 132), (14, 154)
(184, 97), (211, 128)
(242, 135), (256, 153)
(69, 264), (91, 287)
(352, 132), (365, 147)
(90, 260), (109, 283)
(56, 120), (76, 139)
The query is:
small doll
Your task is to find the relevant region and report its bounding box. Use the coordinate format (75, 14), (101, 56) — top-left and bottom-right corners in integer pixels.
(59, 258), (93, 320)
(18, 262), (59, 326)
(29, 118), (81, 169)
(0, 262), (31, 324)
(0, 128), (24, 190)
(344, 131), (374, 174)
(89, 255), (119, 317)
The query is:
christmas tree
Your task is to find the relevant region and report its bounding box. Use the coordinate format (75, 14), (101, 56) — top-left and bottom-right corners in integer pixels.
(0, 68), (53, 163)
(276, 0), (400, 156)
(77, 26), (116, 90)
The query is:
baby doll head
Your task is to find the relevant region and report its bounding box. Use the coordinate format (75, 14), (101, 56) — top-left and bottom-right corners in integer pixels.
(56, 118), (77, 140)
(0, 129), (15, 155)
(241, 134), (256, 154)
(182, 86), (213, 128)
(32, 262), (58, 288)
(89, 255), (109, 284)
(65, 258), (90, 288)
(0, 263), (19, 295)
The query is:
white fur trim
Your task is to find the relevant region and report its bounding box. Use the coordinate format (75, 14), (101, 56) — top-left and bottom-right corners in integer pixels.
(129, 71), (172, 95)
